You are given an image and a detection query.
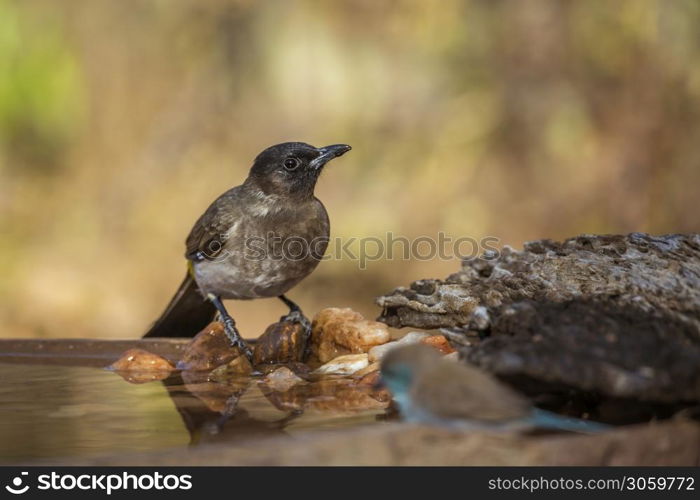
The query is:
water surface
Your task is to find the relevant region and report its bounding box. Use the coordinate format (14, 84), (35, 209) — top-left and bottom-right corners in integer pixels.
(0, 363), (386, 463)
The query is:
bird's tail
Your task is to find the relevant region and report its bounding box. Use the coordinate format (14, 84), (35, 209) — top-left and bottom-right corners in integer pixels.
(531, 408), (610, 433)
(143, 272), (217, 338)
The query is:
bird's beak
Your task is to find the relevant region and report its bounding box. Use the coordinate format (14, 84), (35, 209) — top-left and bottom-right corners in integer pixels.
(311, 144), (352, 170)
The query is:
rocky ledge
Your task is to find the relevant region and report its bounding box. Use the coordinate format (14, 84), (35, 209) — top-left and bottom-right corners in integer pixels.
(376, 233), (700, 418)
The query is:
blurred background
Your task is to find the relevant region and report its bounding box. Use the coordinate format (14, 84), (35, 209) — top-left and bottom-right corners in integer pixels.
(1, 0), (699, 339)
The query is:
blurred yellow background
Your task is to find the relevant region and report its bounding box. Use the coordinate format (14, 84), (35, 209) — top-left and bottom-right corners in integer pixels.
(1, 0), (699, 339)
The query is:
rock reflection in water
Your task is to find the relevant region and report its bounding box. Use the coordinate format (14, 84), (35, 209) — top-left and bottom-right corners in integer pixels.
(260, 377), (389, 413)
(129, 369), (390, 446)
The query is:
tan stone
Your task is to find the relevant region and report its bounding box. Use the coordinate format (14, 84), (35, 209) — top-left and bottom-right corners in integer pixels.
(311, 308), (390, 363)
(108, 348), (174, 383)
(313, 353), (369, 375)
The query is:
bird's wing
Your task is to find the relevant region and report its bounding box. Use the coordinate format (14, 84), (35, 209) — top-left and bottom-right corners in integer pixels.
(185, 188), (244, 261)
(411, 361), (531, 422)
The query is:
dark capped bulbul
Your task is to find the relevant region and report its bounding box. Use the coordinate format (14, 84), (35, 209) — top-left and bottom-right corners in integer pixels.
(143, 142), (352, 359)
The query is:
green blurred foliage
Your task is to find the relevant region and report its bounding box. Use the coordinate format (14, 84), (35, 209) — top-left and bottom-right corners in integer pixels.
(0, 0), (84, 170)
(1, 0), (698, 339)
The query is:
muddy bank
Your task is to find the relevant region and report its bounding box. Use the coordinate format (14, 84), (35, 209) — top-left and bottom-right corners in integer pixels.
(34, 420), (700, 466)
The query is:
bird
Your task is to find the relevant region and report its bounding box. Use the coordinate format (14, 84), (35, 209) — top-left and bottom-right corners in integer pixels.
(143, 142), (352, 359)
(379, 344), (609, 433)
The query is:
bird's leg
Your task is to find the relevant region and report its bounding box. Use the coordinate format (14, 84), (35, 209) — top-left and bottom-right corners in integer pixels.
(207, 294), (253, 360)
(215, 392), (244, 430)
(278, 294), (311, 333)
(273, 409), (304, 428)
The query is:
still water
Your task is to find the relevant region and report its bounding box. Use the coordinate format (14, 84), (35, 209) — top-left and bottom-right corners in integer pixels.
(0, 363), (387, 463)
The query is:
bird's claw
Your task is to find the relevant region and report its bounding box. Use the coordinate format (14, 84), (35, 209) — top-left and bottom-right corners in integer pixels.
(222, 317), (253, 360)
(280, 310), (311, 334)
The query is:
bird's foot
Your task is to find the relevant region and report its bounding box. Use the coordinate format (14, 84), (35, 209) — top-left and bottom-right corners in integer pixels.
(221, 316), (254, 360)
(280, 309), (311, 336)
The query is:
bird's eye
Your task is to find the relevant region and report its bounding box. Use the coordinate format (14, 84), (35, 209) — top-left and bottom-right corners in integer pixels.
(284, 158), (300, 171)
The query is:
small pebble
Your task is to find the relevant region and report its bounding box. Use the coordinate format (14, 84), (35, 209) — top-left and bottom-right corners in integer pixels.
(263, 366), (305, 392)
(314, 353), (369, 375)
(107, 348), (174, 384)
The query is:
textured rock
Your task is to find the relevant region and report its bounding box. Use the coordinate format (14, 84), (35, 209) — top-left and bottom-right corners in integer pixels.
(376, 233), (700, 404)
(253, 320), (308, 365)
(108, 348), (174, 383)
(177, 322), (240, 371)
(470, 300), (700, 402)
(313, 353), (369, 375)
(311, 308), (390, 363)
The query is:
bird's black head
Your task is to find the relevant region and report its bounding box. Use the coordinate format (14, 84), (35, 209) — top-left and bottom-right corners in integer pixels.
(245, 142), (351, 199)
